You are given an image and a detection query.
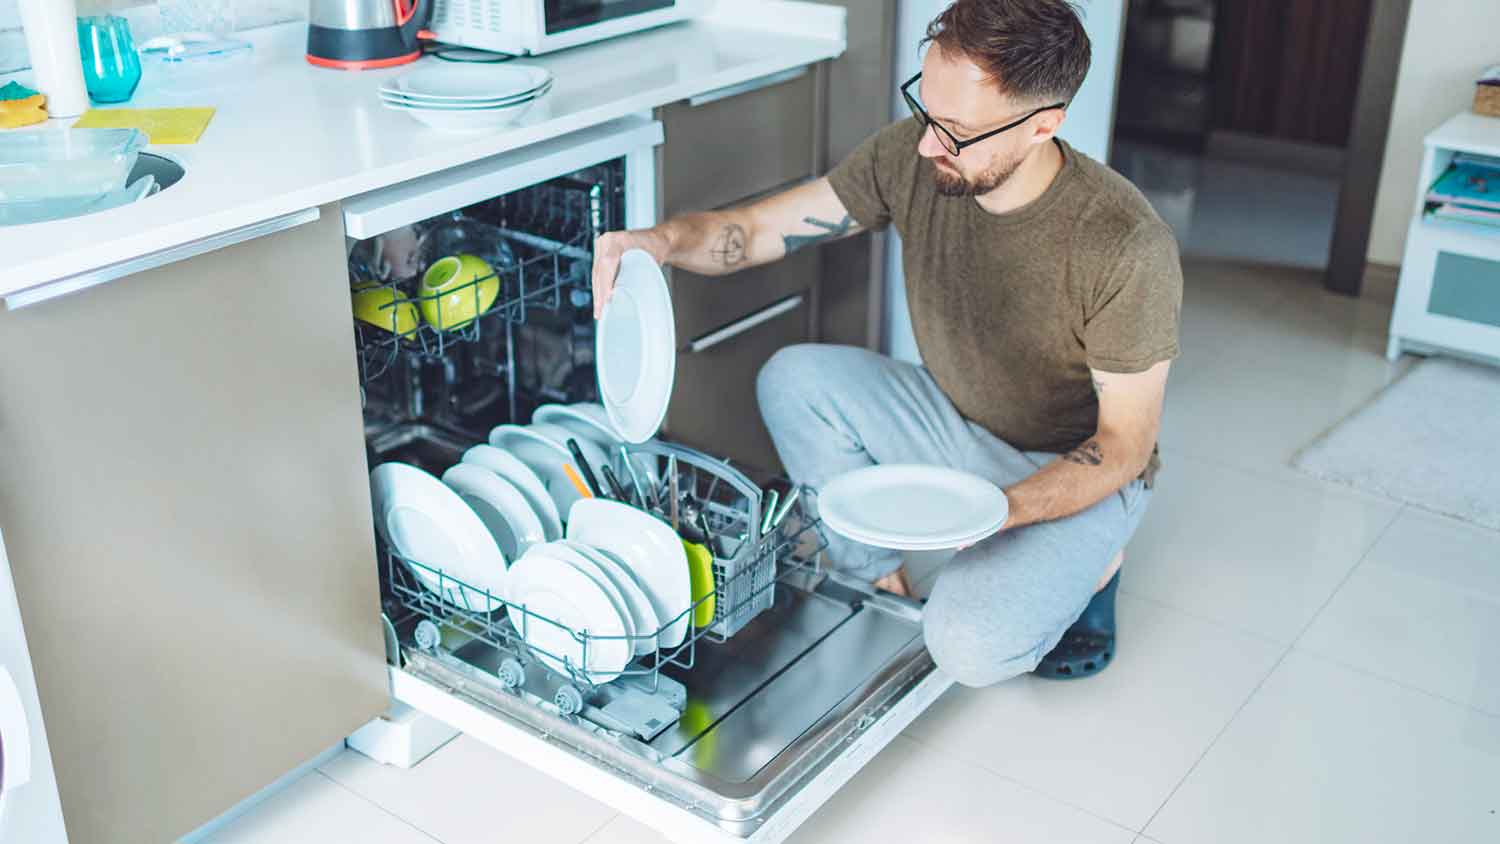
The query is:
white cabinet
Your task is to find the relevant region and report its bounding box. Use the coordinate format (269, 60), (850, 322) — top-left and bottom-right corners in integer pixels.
(1388, 112), (1500, 364)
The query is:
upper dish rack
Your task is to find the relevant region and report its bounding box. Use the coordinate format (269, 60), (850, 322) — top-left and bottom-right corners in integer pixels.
(350, 165), (616, 386)
(352, 225), (592, 384)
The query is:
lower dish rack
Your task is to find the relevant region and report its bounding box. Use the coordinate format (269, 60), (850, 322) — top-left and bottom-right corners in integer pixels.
(383, 441), (825, 739)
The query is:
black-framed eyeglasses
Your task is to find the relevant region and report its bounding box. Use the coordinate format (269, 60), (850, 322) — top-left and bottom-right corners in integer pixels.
(900, 73), (1066, 157)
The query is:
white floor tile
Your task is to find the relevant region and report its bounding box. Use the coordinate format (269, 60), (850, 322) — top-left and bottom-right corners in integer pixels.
(581, 814), (669, 844)
(1298, 509), (1500, 716)
(1125, 453), (1400, 643)
(904, 593), (1282, 830)
(1164, 261), (1408, 484)
(1145, 651), (1500, 844)
(786, 736), (1136, 844)
(320, 735), (616, 844)
(203, 772), (434, 844)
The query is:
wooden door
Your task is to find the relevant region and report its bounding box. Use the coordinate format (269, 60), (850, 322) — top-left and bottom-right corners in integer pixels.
(1212, 0), (1374, 146)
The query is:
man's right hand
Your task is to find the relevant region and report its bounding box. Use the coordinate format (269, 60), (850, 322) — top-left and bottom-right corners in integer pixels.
(591, 228), (671, 320)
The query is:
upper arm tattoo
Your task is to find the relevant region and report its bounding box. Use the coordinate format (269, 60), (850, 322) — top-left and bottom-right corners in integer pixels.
(782, 214), (854, 255)
(1062, 440), (1104, 466)
(711, 224), (749, 269)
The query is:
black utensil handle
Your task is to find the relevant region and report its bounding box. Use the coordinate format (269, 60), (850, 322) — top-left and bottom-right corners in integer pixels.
(566, 438), (605, 499)
(600, 464), (629, 504)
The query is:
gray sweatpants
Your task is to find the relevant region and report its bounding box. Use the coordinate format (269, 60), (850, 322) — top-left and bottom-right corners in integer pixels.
(757, 344), (1152, 688)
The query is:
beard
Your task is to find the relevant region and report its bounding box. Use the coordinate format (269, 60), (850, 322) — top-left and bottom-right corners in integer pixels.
(931, 152), (1025, 197)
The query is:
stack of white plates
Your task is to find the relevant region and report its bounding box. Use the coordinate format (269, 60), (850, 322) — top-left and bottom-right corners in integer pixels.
(379, 62), (553, 131)
(817, 464), (1010, 551)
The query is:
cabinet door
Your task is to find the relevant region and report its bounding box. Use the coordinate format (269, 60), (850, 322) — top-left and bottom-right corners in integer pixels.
(0, 205), (387, 844)
(672, 248), (817, 341)
(664, 294), (810, 472)
(659, 69), (819, 215)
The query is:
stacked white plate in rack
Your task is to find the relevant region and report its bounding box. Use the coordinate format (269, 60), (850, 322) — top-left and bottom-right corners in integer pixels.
(379, 62), (553, 131)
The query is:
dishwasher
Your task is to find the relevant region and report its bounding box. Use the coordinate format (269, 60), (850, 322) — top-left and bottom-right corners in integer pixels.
(340, 114), (952, 844)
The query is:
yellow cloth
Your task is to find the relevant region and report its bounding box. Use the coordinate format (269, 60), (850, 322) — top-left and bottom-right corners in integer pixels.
(0, 94), (47, 128)
(73, 107), (216, 144)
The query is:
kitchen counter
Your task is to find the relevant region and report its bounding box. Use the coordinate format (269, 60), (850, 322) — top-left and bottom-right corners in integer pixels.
(0, 2), (844, 303)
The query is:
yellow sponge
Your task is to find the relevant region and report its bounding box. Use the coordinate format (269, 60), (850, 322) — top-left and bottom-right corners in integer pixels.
(0, 81), (46, 128)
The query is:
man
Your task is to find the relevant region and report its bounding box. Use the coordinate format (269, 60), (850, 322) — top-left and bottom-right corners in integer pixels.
(590, 0), (1181, 687)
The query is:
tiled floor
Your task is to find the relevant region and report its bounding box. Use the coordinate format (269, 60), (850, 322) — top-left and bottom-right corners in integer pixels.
(1111, 141), (1343, 270)
(200, 262), (1500, 842)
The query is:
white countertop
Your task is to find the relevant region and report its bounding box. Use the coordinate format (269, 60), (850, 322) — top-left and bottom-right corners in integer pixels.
(0, 2), (844, 301)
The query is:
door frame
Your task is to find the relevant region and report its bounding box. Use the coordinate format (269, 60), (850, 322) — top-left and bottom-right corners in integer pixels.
(1325, 0), (1413, 296)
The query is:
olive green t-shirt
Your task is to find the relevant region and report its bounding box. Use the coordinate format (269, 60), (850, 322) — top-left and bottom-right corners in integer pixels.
(827, 119), (1182, 483)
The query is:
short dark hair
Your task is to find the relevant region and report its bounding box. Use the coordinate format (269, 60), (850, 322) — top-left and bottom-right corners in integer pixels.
(924, 0), (1091, 105)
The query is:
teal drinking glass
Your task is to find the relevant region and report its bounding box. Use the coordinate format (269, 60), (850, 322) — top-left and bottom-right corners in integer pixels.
(77, 15), (142, 104)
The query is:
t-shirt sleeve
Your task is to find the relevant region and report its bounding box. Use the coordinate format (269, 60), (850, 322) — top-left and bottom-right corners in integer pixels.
(826, 123), (897, 232)
(1083, 219), (1183, 373)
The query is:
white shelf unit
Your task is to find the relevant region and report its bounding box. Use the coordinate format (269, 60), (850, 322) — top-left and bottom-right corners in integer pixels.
(1388, 111), (1500, 363)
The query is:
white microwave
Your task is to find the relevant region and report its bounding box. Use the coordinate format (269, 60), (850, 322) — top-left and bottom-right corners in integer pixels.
(429, 0), (711, 56)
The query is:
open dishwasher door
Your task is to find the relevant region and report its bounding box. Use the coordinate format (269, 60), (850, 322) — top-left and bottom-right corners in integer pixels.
(389, 570), (951, 844)
(380, 445), (950, 844)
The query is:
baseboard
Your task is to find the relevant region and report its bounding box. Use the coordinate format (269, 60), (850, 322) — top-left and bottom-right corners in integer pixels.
(1205, 130), (1347, 178)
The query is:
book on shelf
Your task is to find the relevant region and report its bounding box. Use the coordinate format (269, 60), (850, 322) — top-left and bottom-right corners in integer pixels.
(1430, 202), (1500, 230)
(1428, 159), (1500, 211)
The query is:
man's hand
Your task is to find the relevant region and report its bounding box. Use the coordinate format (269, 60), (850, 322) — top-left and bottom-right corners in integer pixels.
(873, 565), (916, 598)
(592, 228), (672, 319)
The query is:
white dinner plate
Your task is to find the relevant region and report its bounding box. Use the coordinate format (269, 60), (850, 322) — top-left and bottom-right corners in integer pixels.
(382, 96), (540, 131)
(597, 250), (675, 444)
(441, 463), (547, 562)
(533, 402), (661, 494)
(567, 498), (692, 650)
(529, 540), (636, 646)
(561, 539), (661, 656)
(489, 424), (584, 520)
(378, 79), (553, 109)
(507, 546), (630, 684)
(817, 464), (1009, 551)
(370, 462), (508, 611)
(384, 63), (552, 102)
(460, 445), (562, 540)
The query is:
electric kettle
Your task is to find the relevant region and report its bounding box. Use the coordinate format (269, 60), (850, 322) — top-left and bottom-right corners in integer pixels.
(307, 0), (430, 70)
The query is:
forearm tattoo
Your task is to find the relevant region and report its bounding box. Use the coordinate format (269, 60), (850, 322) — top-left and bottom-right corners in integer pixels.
(782, 214), (854, 254)
(1063, 440), (1105, 466)
(711, 224), (748, 268)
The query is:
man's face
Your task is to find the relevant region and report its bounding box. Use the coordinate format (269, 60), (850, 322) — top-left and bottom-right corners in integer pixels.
(915, 47), (1058, 197)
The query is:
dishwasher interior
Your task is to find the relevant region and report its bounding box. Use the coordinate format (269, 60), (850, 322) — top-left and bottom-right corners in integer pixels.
(347, 154), (936, 836)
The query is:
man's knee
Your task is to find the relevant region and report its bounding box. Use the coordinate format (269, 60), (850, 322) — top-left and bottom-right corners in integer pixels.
(756, 343), (825, 411)
(922, 578), (1055, 688)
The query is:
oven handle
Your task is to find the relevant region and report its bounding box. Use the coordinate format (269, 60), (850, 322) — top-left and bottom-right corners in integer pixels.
(687, 67), (807, 108)
(685, 293), (803, 354)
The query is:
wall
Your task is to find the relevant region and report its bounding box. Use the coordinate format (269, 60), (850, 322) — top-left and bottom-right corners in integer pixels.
(883, 0), (1126, 362)
(1367, 0), (1500, 265)
(0, 0), (304, 74)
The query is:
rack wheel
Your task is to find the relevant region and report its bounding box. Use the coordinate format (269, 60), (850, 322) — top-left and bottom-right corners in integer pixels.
(414, 620), (441, 651)
(497, 658), (526, 690)
(553, 684), (584, 715)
